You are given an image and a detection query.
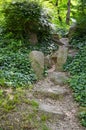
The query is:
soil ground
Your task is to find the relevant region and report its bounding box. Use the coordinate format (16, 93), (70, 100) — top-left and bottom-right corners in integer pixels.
(0, 72), (86, 130)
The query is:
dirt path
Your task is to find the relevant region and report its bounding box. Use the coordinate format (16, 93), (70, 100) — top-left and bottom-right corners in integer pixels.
(0, 38), (85, 130)
(0, 74), (85, 130)
(31, 72), (85, 130)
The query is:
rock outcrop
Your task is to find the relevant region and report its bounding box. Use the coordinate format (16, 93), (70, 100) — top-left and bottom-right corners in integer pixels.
(29, 51), (44, 79)
(56, 46), (68, 71)
(44, 38), (69, 71)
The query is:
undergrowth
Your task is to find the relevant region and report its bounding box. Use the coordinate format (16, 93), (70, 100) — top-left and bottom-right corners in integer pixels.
(0, 37), (58, 88)
(0, 87), (50, 130)
(1, 0), (51, 41)
(64, 36), (86, 127)
(0, 0), (58, 88)
(0, 47), (37, 87)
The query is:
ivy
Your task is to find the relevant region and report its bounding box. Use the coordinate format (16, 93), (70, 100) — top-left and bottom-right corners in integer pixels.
(64, 37), (86, 127)
(0, 51), (37, 87)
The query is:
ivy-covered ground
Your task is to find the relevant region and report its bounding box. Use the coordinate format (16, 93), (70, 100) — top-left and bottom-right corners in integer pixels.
(64, 36), (86, 127)
(0, 0), (58, 88)
(0, 38), (58, 88)
(0, 36), (58, 130)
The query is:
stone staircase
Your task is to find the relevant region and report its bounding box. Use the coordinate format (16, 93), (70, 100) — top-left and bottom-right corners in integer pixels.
(31, 72), (85, 130)
(27, 38), (85, 130)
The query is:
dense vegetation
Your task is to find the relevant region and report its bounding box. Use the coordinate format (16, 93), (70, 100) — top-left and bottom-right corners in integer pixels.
(64, 1), (86, 126)
(0, 0), (58, 88)
(64, 37), (86, 126)
(0, 0), (86, 128)
(1, 1), (51, 42)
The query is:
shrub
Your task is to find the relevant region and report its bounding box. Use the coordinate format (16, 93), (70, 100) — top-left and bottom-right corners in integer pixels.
(72, 0), (86, 38)
(1, 0), (51, 42)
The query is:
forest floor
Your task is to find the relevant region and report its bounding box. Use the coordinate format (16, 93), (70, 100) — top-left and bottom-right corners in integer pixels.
(0, 68), (86, 130)
(0, 38), (86, 130)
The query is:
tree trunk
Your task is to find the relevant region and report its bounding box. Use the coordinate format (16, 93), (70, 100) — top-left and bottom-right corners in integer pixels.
(56, 0), (62, 23)
(66, 0), (71, 25)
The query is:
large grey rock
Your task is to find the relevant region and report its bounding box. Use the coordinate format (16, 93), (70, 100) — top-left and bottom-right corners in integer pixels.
(29, 51), (44, 79)
(56, 46), (68, 71)
(45, 41), (68, 70)
(49, 72), (68, 85)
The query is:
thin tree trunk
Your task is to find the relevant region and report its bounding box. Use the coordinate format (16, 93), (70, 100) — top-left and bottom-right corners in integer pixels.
(66, 0), (71, 25)
(56, 0), (62, 23)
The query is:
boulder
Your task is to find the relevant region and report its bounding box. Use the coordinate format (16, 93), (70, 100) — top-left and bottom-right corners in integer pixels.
(29, 51), (44, 79)
(45, 45), (68, 71)
(56, 46), (68, 71)
(49, 72), (68, 85)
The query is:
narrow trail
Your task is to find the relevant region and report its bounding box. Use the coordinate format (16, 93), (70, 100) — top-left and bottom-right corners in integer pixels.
(0, 71), (85, 130)
(0, 38), (85, 130)
(27, 38), (85, 130)
(31, 71), (85, 130)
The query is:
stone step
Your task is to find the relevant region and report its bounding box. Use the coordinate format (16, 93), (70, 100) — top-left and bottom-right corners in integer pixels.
(36, 99), (84, 130)
(38, 102), (66, 121)
(48, 72), (69, 85)
(33, 84), (69, 100)
(46, 120), (84, 130)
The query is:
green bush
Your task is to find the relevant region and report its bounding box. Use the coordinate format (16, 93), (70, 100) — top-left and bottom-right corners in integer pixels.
(1, 0), (51, 42)
(73, 0), (86, 37)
